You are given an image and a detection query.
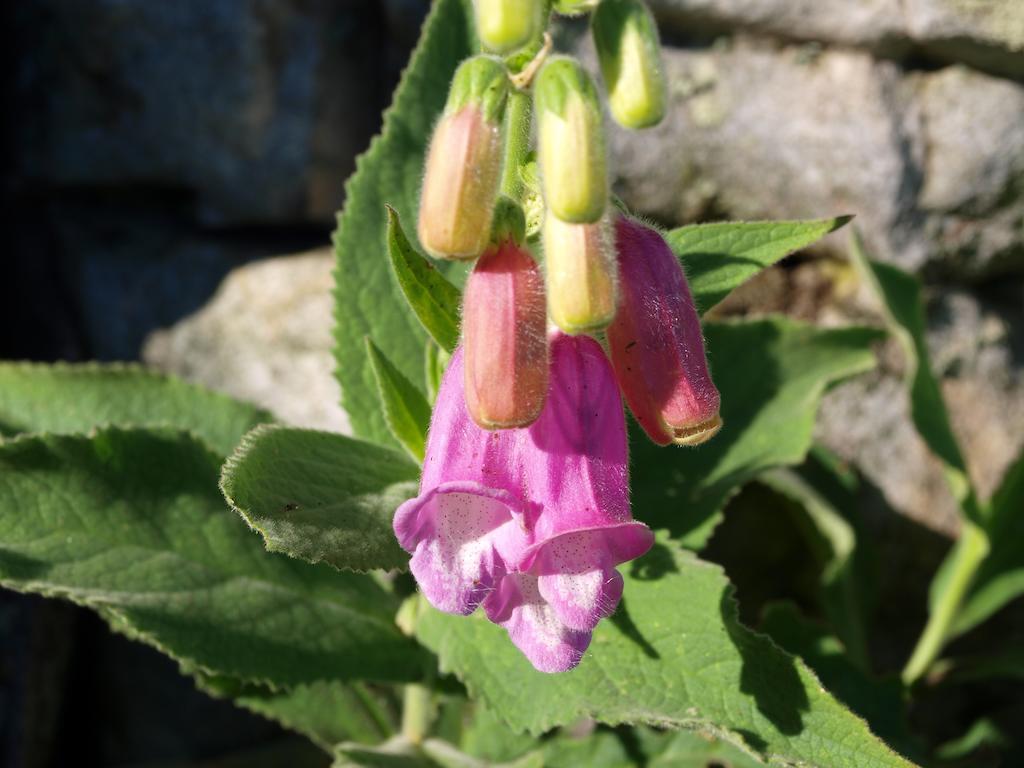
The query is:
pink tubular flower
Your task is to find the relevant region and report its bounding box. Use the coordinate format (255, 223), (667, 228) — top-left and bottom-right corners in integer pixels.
(394, 334), (653, 674)
(393, 346), (531, 616)
(489, 333), (653, 672)
(606, 216), (722, 446)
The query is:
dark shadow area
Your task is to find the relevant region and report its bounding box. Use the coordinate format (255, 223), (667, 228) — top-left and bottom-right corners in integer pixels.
(720, 592), (808, 737)
(610, 597), (660, 660)
(629, 541), (679, 581)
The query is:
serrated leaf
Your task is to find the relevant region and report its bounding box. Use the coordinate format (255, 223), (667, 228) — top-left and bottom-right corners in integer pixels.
(220, 424), (418, 573)
(367, 337), (432, 463)
(386, 207), (463, 354)
(667, 217), (852, 313)
(416, 537), (916, 768)
(195, 674), (396, 749)
(630, 317), (882, 548)
(333, 0), (474, 447)
(641, 728), (763, 768)
(0, 362), (270, 456)
(954, 448), (1024, 635)
(0, 428), (427, 686)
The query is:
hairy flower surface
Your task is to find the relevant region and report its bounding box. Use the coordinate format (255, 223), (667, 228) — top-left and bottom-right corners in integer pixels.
(463, 239), (549, 429)
(607, 216), (722, 446)
(395, 335), (653, 673)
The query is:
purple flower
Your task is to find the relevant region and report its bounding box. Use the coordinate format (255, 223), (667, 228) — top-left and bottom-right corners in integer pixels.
(394, 333), (653, 673)
(393, 346), (530, 616)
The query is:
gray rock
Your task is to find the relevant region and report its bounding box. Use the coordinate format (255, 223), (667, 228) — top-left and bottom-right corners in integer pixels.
(142, 249), (349, 433)
(599, 37), (1024, 277)
(12, 0), (382, 225)
(604, 40), (929, 270)
(647, 0), (1024, 79)
(815, 287), (1024, 536)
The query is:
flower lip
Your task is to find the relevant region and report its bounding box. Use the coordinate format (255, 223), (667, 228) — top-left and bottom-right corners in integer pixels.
(394, 479), (533, 553)
(517, 520), (654, 573)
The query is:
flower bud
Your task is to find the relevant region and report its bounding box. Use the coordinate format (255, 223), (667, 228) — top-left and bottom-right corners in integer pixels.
(606, 216), (721, 446)
(543, 211), (618, 334)
(534, 56), (608, 224)
(418, 56), (509, 260)
(474, 0), (545, 54)
(463, 238), (549, 429)
(592, 0), (667, 129)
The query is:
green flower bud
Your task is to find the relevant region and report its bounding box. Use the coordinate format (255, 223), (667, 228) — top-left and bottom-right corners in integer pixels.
(543, 210), (618, 334)
(534, 56), (608, 223)
(490, 196), (527, 247)
(592, 0), (666, 129)
(418, 56), (510, 260)
(474, 0), (545, 54)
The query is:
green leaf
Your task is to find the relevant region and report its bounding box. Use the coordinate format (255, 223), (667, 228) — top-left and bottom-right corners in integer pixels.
(220, 424), (418, 573)
(195, 675), (396, 749)
(667, 217), (853, 313)
(0, 428), (427, 686)
(0, 362), (270, 456)
(642, 729), (763, 768)
(954, 448), (1024, 635)
(333, 0), (474, 447)
(424, 340), (451, 405)
(759, 602), (915, 760)
(416, 537), (915, 767)
(630, 317), (882, 548)
(366, 337), (432, 463)
(760, 449), (874, 670)
(386, 206), (463, 354)
(847, 232), (976, 518)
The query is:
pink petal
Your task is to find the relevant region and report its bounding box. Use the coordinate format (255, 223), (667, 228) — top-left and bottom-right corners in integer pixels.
(484, 573), (592, 673)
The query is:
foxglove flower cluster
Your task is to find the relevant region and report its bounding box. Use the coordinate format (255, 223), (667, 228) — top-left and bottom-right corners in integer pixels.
(395, 335), (653, 672)
(396, 0), (721, 672)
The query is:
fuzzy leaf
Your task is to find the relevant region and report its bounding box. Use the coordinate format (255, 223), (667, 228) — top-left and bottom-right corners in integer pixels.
(220, 425), (417, 573)
(630, 317), (882, 548)
(0, 428), (427, 686)
(195, 674), (396, 749)
(0, 362), (270, 456)
(668, 217), (852, 313)
(417, 537), (915, 767)
(366, 337), (432, 463)
(386, 207), (463, 354)
(332, 0), (473, 447)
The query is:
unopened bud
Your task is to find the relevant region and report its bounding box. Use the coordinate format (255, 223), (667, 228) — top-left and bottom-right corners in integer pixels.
(534, 57), (608, 223)
(543, 211), (618, 334)
(418, 56), (509, 260)
(606, 216), (721, 446)
(463, 241), (549, 429)
(592, 0), (666, 129)
(474, 0), (545, 54)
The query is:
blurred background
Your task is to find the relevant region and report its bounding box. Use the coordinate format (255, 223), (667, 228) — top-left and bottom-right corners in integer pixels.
(1, 1), (1022, 766)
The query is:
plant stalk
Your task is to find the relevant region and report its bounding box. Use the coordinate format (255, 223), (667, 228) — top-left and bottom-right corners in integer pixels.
(500, 88), (532, 201)
(902, 520), (989, 684)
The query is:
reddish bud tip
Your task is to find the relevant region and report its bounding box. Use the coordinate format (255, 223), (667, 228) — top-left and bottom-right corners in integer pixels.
(606, 216), (721, 446)
(418, 106), (504, 260)
(463, 241), (549, 429)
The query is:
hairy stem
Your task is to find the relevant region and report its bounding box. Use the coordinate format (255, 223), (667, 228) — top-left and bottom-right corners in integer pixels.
(501, 88), (532, 200)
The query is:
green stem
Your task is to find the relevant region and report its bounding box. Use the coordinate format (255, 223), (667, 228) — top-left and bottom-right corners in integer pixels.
(401, 682), (433, 744)
(902, 520), (989, 685)
(500, 88), (531, 200)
